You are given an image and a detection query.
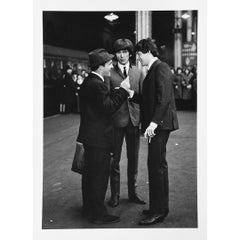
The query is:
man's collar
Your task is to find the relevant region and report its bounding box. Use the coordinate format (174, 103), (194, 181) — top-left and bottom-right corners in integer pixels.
(147, 57), (158, 71)
(117, 61), (130, 72)
(91, 71), (104, 82)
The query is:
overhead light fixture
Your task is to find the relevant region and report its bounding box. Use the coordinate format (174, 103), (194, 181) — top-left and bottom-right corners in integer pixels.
(104, 12), (119, 22)
(182, 13), (190, 19)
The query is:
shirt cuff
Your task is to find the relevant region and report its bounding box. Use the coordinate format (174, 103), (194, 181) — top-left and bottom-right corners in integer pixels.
(150, 122), (158, 128)
(128, 90), (134, 98)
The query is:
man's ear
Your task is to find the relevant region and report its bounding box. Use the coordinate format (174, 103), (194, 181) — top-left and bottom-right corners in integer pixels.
(98, 65), (104, 71)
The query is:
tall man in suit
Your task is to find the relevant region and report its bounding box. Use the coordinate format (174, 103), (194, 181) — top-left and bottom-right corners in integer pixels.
(77, 48), (132, 224)
(106, 39), (146, 207)
(131, 38), (179, 225)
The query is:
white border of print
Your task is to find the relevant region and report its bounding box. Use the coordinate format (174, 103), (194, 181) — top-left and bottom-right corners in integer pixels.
(33, 0), (207, 240)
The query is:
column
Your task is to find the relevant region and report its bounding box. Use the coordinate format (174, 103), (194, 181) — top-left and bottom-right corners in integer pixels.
(193, 14), (197, 42)
(135, 11), (152, 68)
(174, 11), (182, 69)
(135, 11), (152, 43)
(186, 10), (193, 42)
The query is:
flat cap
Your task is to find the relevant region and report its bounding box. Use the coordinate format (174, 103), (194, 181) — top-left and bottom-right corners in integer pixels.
(89, 48), (114, 69)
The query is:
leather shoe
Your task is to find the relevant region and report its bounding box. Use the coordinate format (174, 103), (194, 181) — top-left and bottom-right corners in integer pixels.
(138, 213), (166, 225)
(108, 195), (119, 207)
(91, 214), (120, 224)
(129, 195), (146, 205)
(142, 209), (169, 217)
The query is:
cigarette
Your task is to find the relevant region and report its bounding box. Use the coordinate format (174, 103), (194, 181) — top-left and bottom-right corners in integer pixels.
(148, 137), (151, 143)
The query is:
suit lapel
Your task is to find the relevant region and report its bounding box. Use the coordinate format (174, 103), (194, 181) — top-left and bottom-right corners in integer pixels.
(143, 59), (161, 93)
(128, 66), (134, 86)
(144, 60), (160, 81)
(114, 65), (125, 80)
(113, 64), (135, 88)
(147, 59), (160, 76)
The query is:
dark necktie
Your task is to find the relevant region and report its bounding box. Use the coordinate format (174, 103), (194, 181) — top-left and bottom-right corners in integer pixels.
(123, 66), (127, 78)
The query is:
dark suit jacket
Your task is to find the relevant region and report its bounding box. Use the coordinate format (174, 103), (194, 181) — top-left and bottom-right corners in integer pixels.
(131, 59), (179, 133)
(105, 64), (144, 127)
(77, 72), (129, 148)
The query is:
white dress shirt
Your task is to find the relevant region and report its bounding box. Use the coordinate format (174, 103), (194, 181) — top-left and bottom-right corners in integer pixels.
(118, 62), (130, 76)
(117, 62), (134, 97)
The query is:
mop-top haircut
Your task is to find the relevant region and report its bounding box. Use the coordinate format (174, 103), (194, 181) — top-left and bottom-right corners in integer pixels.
(134, 38), (159, 57)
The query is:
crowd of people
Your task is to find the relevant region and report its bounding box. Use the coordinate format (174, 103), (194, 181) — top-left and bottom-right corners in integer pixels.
(171, 66), (197, 111)
(45, 63), (197, 115)
(59, 64), (89, 114)
(44, 62), (89, 114)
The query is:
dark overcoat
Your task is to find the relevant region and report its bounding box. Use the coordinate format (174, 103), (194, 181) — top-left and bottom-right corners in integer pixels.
(77, 72), (129, 148)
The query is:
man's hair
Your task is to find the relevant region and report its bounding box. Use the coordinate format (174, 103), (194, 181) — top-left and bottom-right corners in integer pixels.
(134, 38), (159, 57)
(91, 65), (100, 71)
(113, 38), (134, 55)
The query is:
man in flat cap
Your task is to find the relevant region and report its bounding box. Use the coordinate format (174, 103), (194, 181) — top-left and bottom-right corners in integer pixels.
(77, 48), (131, 224)
(106, 39), (146, 208)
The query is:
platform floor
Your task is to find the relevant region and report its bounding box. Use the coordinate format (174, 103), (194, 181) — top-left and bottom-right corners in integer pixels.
(43, 111), (197, 229)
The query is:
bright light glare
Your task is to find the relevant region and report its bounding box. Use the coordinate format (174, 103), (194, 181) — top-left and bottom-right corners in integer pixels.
(104, 13), (119, 22)
(182, 13), (190, 19)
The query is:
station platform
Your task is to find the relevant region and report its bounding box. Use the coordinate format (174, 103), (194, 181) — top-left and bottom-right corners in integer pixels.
(42, 110), (197, 228)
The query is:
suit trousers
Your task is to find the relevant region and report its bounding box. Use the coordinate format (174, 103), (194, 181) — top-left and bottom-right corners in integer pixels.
(147, 130), (170, 214)
(82, 145), (111, 218)
(110, 121), (140, 198)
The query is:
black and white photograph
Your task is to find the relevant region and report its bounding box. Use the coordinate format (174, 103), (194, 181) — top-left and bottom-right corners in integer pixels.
(4, 0), (240, 240)
(33, 0), (207, 239)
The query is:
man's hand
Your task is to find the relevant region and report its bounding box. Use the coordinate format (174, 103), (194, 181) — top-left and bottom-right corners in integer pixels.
(120, 76), (134, 97)
(144, 122), (158, 142)
(120, 76), (130, 90)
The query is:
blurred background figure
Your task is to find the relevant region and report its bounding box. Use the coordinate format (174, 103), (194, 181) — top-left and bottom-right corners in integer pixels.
(172, 67), (182, 110)
(81, 70), (89, 78)
(75, 73), (84, 113)
(181, 67), (192, 110)
(189, 66), (197, 111)
(61, 64), (73, 113)
(69, 70), (80, 113)
(174, 67), (184, 110)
